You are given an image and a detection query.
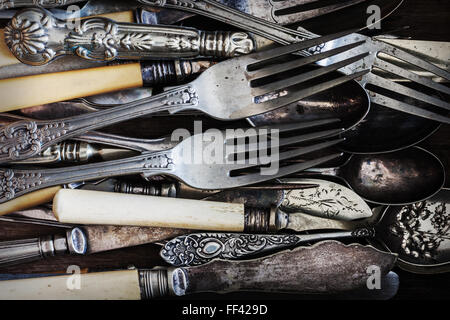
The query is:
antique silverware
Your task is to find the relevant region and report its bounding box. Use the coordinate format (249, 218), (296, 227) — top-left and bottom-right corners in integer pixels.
(0, 224), (189, 268)
(4, 7), (255, 65)
(0, 241), (397, 299)
(369, 189), (450, 274)
(0, 32), (369, 163)
(143, 0), (450, 124)
(300, 146), (446, 205)
(0, 121), (346, 204)
(160, 228), (375, 267)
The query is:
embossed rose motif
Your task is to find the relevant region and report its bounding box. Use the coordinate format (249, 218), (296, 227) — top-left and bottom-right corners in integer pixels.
(4, 15), (49, 58)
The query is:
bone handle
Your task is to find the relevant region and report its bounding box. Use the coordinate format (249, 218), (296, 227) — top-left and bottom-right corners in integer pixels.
(53, 189), (246, 232)
(0, 186), (61, 216)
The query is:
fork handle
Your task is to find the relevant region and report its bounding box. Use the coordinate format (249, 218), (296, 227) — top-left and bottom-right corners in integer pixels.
(0, 0), (83, 9)
(139, 0), (316, 43)
(5, 8), (254, 66)
(0, 150), (173, 204)
(0, 84), (197, 163)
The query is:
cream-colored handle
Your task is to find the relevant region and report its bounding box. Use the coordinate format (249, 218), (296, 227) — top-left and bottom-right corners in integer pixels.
(0, 62), (143, 112)
(0, 186), (62, 216)
(0, 270), (142, 300)
(0, 11), (135, 68)
(53, 189), (245, 231)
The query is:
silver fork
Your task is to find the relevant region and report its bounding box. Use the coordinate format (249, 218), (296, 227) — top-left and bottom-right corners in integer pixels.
(142, 0), (450, 124)
(0, 31), (369, 164)
(0, 121), (345, 204)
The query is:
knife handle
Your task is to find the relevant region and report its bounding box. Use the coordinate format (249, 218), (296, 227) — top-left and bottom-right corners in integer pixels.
(5, 7), (254, 66)
(0, 269), (143, 300)
(0, 228), (87, 267)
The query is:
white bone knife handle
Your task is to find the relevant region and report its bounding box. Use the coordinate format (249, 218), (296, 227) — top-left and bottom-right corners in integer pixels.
(4, 7), (254, 66)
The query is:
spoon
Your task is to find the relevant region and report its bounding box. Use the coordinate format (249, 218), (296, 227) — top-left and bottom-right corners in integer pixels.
(296, 146), (446, 205)
(370, 188), (450, 274)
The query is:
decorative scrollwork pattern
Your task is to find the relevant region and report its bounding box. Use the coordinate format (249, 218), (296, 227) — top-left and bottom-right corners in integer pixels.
(161, 233), (300, 266)
(0, 121), (67, 161)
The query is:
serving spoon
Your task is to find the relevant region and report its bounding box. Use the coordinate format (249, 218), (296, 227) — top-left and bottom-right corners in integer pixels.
(295, 146), (446, 205)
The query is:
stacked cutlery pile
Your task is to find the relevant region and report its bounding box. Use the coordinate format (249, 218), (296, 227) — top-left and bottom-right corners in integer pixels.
(0, 0), (448, 300)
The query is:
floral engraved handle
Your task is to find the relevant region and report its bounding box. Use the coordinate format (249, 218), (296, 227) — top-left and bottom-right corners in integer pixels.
(160, 233), (301, 266)
(0, 0), (83, 10)
(5, 7), (254, 65)
(0, 85), (198, 163)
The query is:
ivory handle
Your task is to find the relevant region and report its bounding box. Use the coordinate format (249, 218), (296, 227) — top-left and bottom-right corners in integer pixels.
(0, 186), (61, 216)
(0, 63), (143, 112)
(0, 270), (142, 300)
(53, 189), (245, 231)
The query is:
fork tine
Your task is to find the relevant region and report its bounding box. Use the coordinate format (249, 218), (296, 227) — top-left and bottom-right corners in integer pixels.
(377, 41), (450, 80)
(271, 0), (367, 24)
(373, 59), (450, 95)
(256, 69), (370, 113)
(367, 73), (450, 111)
(252, 52), (369, 96)
(234, 128), (344, 156)
(247, 29), (358, 65)
(228, 153), (343, 187)
(368, 91), (450, 124)
(227, 118), (341, 140)
(248, 40), (366, 81)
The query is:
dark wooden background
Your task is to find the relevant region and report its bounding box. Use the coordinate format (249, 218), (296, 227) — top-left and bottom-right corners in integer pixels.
(0, 0), (449, 300)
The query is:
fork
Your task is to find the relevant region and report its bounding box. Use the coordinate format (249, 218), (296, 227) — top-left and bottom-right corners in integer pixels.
(0, 120), (345, 204)
(0, 31), (369, 163)
(142, 0), (450, 124)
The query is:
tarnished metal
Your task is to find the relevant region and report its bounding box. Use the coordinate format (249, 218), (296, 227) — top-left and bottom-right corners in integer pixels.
(143, 0), (450, 124)
(160, 228), (375, 266)
(4, 8), (254, 65)
(0, 121), (345, 203)
(0, 33), (368, 163)
(302, 147), (445, 205)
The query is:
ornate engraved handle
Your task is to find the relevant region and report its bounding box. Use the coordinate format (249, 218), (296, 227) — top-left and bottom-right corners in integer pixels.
(0, 84), (197, 163)
(138, 0), (317, 44)
(0, 0), (83, 10)
(0, 149), (175, 204)
(160, 227), (375, 266)
(0, 227), (86, 267)
(5, 7), (254, 65)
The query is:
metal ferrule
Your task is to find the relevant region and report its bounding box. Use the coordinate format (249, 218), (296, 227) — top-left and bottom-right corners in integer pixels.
(243, 206), (277, 233)
(199, 31), (254, 58)
(138, 268), (176, 299)
(114, 181), (177, 197)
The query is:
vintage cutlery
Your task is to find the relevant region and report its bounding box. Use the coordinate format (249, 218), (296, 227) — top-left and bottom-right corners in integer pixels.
(0, 224), (189, 268)
(299, 146), (446, 205)
(143, 0), (450, 124)
(0, 121), (346, 204)
(160, 228), (375, 267)
(369, 189), (450, 274)
(0, 32), (368, 160)
(0, 241), (397, 299)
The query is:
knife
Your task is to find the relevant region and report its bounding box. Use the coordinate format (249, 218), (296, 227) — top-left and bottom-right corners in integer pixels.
(52, 186), (374, 231)
(0, 240), (397, 299)
(0, 224), (189, 268)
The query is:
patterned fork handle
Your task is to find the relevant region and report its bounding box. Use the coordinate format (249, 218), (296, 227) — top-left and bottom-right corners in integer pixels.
(161, 228), (375, 266)
(5, 7), (254, 66)
(0, 84), (197, 163)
